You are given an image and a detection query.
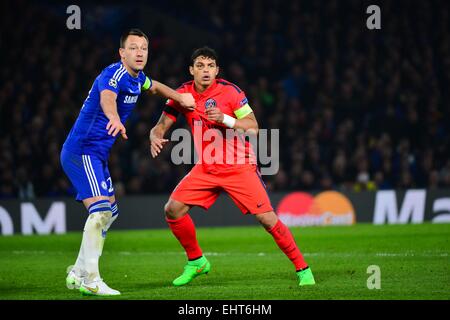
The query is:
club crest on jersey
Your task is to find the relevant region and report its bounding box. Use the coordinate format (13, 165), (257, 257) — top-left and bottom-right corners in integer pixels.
(205, 98), (216, 109)
(108, 78), (118, 88)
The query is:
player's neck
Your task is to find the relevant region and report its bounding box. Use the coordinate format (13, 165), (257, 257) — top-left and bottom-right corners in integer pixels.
(121, 61), (139, 78)
(194, 81), (214, 94)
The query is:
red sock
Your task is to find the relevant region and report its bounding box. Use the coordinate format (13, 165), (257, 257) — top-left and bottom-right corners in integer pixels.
(166, 214), (203, 260)
(267, 219), (308, 271)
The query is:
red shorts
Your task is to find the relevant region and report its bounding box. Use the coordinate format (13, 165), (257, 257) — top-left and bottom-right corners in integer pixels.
(170, 164), (274, 214)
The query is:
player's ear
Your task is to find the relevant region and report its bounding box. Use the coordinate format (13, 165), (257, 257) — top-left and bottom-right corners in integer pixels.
(119, 48), (125, 59)
(215, 66), (219, 76)
(189, 66), (194, 76)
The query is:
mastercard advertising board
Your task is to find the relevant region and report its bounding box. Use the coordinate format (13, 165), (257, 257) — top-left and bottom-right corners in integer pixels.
(276, 191), (356, 226)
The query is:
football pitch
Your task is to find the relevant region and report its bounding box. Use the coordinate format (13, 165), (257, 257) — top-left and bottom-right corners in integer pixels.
(0, 223), (448, 300)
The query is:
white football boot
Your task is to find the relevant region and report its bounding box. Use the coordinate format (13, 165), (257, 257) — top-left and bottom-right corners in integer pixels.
(79, 278), (121, 296)
(66, 267), (86, 290)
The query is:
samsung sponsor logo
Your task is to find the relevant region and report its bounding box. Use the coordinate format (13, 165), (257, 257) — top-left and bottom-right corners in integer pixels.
(124, 95), (138, 104)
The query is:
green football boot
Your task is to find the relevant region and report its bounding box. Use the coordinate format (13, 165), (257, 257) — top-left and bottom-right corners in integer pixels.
(173, 256), (211, 287)
(297, 267), (316, 286)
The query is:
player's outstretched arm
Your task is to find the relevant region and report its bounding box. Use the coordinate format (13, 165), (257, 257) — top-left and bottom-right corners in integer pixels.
(148, 80), (196, 111)
(100, 89), (128, 139)
(149, 113), (175, 158)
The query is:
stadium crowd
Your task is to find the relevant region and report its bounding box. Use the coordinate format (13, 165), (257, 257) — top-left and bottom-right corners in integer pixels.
(1, 0), (449, 199)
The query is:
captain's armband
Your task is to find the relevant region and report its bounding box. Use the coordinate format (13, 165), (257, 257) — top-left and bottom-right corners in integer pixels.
(234, 103), (253, 119)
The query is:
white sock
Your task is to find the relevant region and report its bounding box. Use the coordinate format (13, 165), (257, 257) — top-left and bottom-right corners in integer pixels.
(77, 200), (112, 283)
(104, 214), (118, 232)
(104, 202), (119, 232)
(73, 201), (118, 281)
(83, 210), (111, 282)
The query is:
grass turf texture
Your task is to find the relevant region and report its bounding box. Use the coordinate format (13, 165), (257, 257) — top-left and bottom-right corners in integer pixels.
(0, 223), (448, 300)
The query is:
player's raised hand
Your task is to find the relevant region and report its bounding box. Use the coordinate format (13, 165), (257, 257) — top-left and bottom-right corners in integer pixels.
(205, 107), (224, 123)
(179, 93), (196, 111)
(106, 118), (128, 140)
(150, 136), (169, 158)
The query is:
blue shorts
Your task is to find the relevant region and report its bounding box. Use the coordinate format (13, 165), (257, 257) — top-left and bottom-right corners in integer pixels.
(60, 148), (114, 201)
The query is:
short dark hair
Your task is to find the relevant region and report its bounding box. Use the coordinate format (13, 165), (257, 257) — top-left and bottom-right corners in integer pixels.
(120, 29), (149, 48)
(190, 47), (219, 66)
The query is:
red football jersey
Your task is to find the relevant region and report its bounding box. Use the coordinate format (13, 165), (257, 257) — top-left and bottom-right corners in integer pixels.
(163, 79), (257, 173)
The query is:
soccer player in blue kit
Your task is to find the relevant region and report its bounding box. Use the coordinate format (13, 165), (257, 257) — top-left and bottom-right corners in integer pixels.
(60, 29), (196, 296)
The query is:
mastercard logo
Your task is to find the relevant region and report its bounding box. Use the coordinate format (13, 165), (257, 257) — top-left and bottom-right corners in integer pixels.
(276, 191), (356, 226)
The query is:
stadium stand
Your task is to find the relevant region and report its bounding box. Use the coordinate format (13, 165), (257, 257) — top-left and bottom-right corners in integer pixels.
(0, 0), (449, 199)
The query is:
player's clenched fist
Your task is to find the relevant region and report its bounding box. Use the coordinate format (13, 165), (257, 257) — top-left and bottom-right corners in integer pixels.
(150, 136), (169, 158)
(205, 107), (224, 123)
(179, 93), (196, 111)
(106, 118), (128, 140)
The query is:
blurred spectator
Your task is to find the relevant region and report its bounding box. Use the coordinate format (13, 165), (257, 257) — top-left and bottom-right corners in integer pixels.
(1, 0), (449, 198)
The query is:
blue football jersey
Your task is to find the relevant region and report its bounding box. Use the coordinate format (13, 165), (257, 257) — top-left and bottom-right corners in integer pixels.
(63, 62), (152, 160)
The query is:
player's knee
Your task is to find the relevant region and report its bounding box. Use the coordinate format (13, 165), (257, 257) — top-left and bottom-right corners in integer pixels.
(256, 211), (278, 229)
(164, 200), (186, 219)
(164, 201), (178, 219)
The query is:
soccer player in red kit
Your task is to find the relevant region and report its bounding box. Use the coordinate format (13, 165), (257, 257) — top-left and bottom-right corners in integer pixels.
(149, 47), (315, 287)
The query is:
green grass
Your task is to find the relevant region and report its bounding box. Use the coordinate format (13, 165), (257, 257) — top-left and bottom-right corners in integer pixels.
(0, 223), (448, 300)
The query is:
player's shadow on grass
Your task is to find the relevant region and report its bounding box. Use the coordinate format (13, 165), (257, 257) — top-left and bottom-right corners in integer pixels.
(311, 268), (357, 286)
